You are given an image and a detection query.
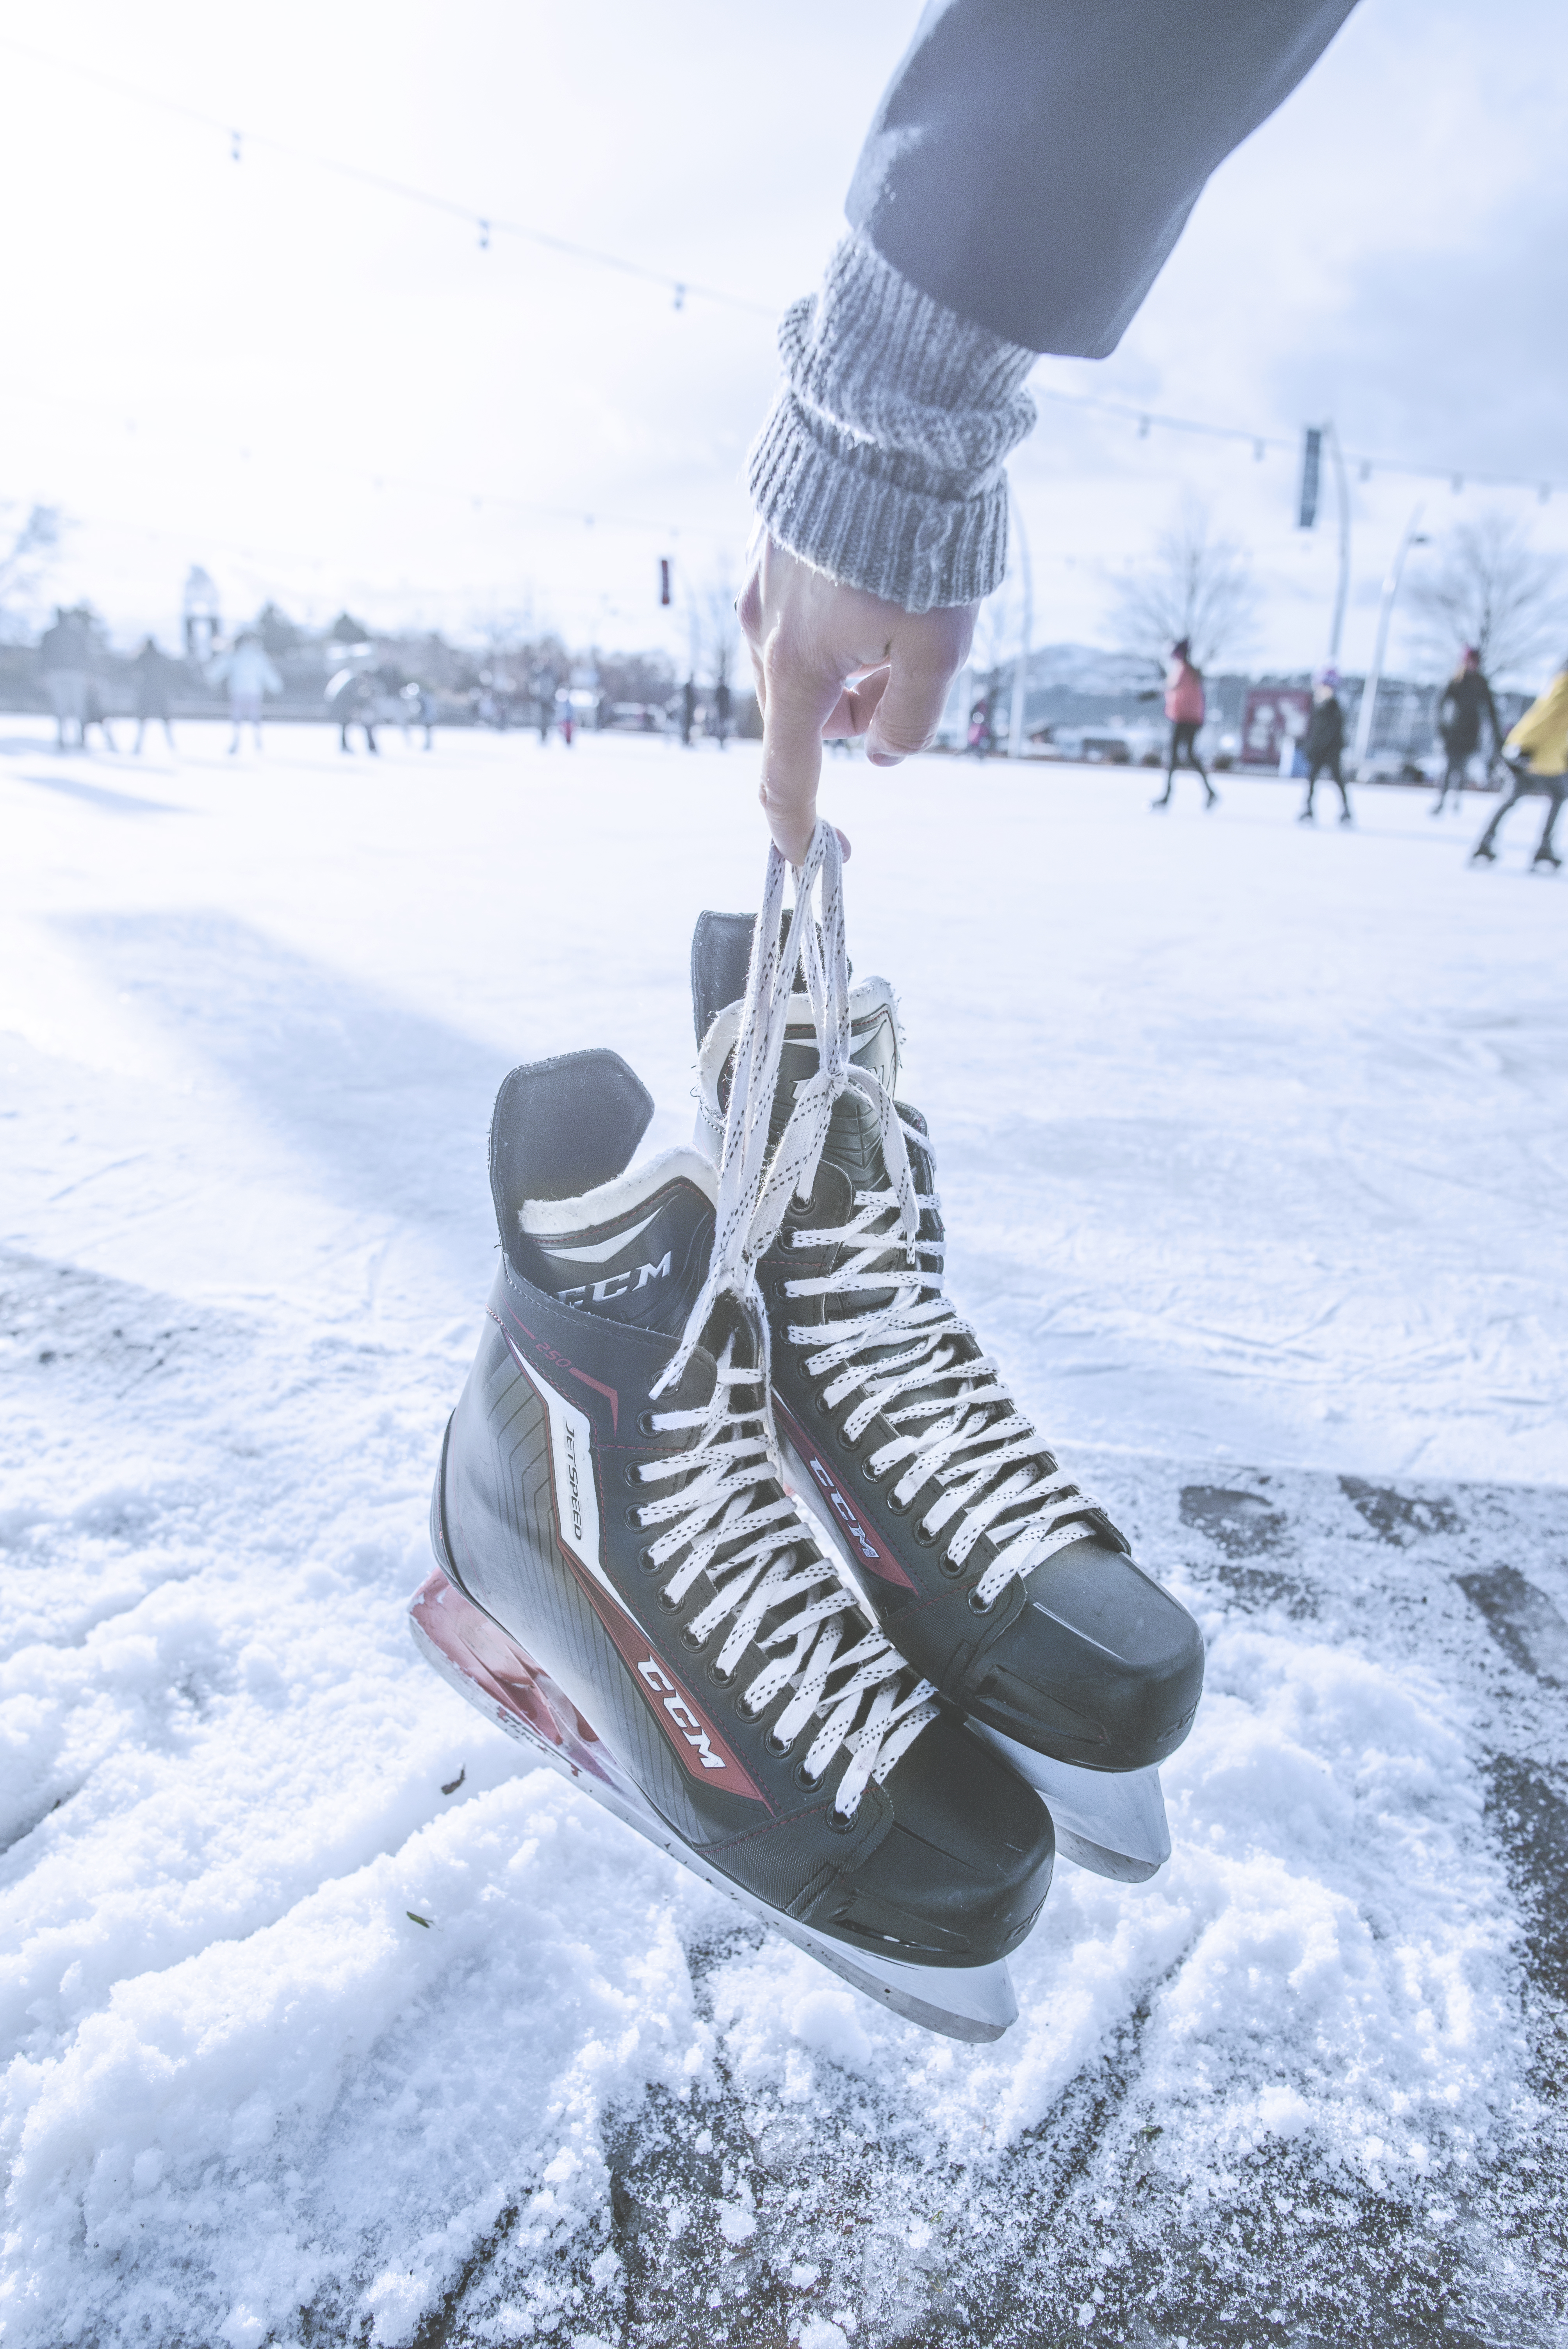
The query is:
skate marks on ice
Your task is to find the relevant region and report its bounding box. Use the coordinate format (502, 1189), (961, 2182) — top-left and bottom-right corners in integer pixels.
(408, 1456), (1568, 2349)
(50, 908), (514, 1292)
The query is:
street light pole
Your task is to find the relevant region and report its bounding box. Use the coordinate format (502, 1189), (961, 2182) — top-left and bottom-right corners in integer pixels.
(1007, 487), (1034, 761)
(1326, 422), (1352, 669)
(1351, 502), (1425, 779)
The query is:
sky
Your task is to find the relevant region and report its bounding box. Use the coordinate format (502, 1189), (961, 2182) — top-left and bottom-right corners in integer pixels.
(1, 0), (1565, 676)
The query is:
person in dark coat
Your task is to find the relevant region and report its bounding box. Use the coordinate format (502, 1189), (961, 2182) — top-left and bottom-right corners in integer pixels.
(714, 677), (732, 749)
(38, 607), (92, 749)
(1433, 647), (1502, 813)
(679, 676), (697, 746)
(327, 668), (380, 754)
(132, 637), (177, 753)
(1299, 670), (1351, 824)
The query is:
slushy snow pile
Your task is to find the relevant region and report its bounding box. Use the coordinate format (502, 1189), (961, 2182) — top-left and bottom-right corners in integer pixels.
(1, 722), (1563, 2344)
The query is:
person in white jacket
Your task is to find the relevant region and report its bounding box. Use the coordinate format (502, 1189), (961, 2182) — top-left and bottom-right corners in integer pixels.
(210, 631), (283, 754)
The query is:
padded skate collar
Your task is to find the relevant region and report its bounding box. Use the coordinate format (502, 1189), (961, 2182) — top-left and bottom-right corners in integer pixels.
(490, 1050), (653, 1232)
(690, 911), (757, 1045)
(690, 908), (851, 1046)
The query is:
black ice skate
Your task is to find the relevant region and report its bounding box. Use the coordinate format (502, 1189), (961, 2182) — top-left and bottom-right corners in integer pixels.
(411, 1028), (1055, 2042)
(689, 867), (1203, 1885)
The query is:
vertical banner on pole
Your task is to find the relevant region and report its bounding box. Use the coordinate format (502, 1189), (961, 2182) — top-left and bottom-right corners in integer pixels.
(1298, 428), (1322, 530)
(659, 558), (672, 608)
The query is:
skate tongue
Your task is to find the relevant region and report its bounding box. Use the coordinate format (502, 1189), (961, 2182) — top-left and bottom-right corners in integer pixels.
(518, 1154), (716, 1339)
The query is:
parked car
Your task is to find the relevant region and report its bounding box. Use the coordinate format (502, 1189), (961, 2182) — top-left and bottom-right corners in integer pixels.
(1028, 725), (1133, 765)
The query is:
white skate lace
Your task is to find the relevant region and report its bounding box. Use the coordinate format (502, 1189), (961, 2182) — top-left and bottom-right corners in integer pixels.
(781, 1183), (1110, 1611)
(641, 822), (937, 1818)
(752, 854), (1112, 1614)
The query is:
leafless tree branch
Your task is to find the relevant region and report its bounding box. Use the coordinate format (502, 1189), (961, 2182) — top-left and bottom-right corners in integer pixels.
(1404, 511), (1568, 688)
(1106, 495), (1256, 674)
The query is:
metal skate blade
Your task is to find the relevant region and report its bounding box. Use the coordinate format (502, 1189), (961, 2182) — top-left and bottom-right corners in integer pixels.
(973, 1727), (1171, 1882)
(408, 1567), (1016, 2042)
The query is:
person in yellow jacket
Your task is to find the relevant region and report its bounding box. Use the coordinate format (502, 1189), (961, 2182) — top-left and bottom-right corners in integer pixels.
(1470, 663), (1568, 870)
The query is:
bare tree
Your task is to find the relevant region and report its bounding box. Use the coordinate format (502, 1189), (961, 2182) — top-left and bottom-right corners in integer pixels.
(1106, 494), (1255, 674)
(0, 504), (61, 641)
(1404, 510), (1567, 686)
(693, 575), (741, 692)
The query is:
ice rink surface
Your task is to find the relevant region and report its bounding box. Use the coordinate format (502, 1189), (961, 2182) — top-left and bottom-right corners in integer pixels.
(2, 720), (1565, 2347)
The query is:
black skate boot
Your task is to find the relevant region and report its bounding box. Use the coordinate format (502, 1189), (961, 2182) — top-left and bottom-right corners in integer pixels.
(690, 899), (1204, 1884)
(411, 1045), (1054, 2041)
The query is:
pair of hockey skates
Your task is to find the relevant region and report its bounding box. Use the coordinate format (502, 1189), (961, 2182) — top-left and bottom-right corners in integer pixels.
(409, 827), (1204, 2042)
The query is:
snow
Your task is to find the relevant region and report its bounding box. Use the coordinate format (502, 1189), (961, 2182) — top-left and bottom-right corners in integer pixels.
(2, 719), (1564, 2345)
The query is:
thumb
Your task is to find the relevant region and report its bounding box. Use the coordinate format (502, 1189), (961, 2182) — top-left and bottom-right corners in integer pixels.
(758, 668), (832, 865)
(864, 653), (953, 767)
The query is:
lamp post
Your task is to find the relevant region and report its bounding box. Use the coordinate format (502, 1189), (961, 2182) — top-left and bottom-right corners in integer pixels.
(1298, 423), (1353, 669)
(1006, 488), (1035, 761)
(1351, 503), (1427, 780)
(1326, 423), (1351, 668)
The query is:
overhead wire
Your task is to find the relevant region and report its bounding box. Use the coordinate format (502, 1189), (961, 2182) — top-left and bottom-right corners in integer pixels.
(2, 30), (1559, 524)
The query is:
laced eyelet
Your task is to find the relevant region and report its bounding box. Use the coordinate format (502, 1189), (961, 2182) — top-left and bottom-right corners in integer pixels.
(814, 1388), (835, 1417)
(764, 1730), (794, 1757)
(657, 1586), (681, 1612)
(938, 1550), (965, 1578)
(793, 1760), (822, 1792)
(622, 1463), (641, 1488)
(885, 1486), (911, 1515)
(706, 1659), (735, 1688)
(837, 1422), (862, 1453)
(912, 1518), (938, 1548)
(827, 1804), (859, 1835)
(636, 1410), (658, 1437)
(636, 1546), (661, 1573)
(859, 1456), (885, 1484)
(679, 1624), (707, 1651)
(967, 1588), (994, 1615)
(624, 1504), (644, 1528)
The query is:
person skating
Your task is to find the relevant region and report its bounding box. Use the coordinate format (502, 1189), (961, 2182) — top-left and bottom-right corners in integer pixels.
(1150, 637), (1217, 809)
(1433, 646), (1502, 814)
(212, 629), (282, 753)
(1470, 659), (1568, 872)
(327, 667), (380, 754)
(38, 606), (92, 750)
(533, 667), (557, 746)
(1298, 670), (1351, 823)
(81, 677), (117, 754)
(132, 636), (178, 754)
(400, 679), (437, 749)
(680, 675), (697, 746)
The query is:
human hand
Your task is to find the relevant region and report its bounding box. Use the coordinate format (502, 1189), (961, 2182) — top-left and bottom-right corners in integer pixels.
(738, 535), (977, 865)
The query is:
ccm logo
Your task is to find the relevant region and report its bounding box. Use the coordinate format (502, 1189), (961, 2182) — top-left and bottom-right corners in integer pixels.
(636, 1656), (727, 1770)
(808, 1455), (881, 1564)
(558, 1253), (672, 1310)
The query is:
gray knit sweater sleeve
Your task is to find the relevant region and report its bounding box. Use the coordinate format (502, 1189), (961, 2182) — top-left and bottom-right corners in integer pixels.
(747, 0), (1360, 615)
(747, 234), (1037, 615)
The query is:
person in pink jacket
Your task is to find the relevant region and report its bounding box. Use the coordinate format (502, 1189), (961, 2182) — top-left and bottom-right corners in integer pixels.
(1151, 638), (1217, 811)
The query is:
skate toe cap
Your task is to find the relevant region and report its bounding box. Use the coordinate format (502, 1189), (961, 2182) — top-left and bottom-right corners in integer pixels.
(822, 1720), (1054, 1967)
(972, 1538), (1205, 1771)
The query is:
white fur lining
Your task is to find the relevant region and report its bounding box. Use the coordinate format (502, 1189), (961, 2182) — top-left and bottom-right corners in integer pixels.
(517, 1145), (717, 1237)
